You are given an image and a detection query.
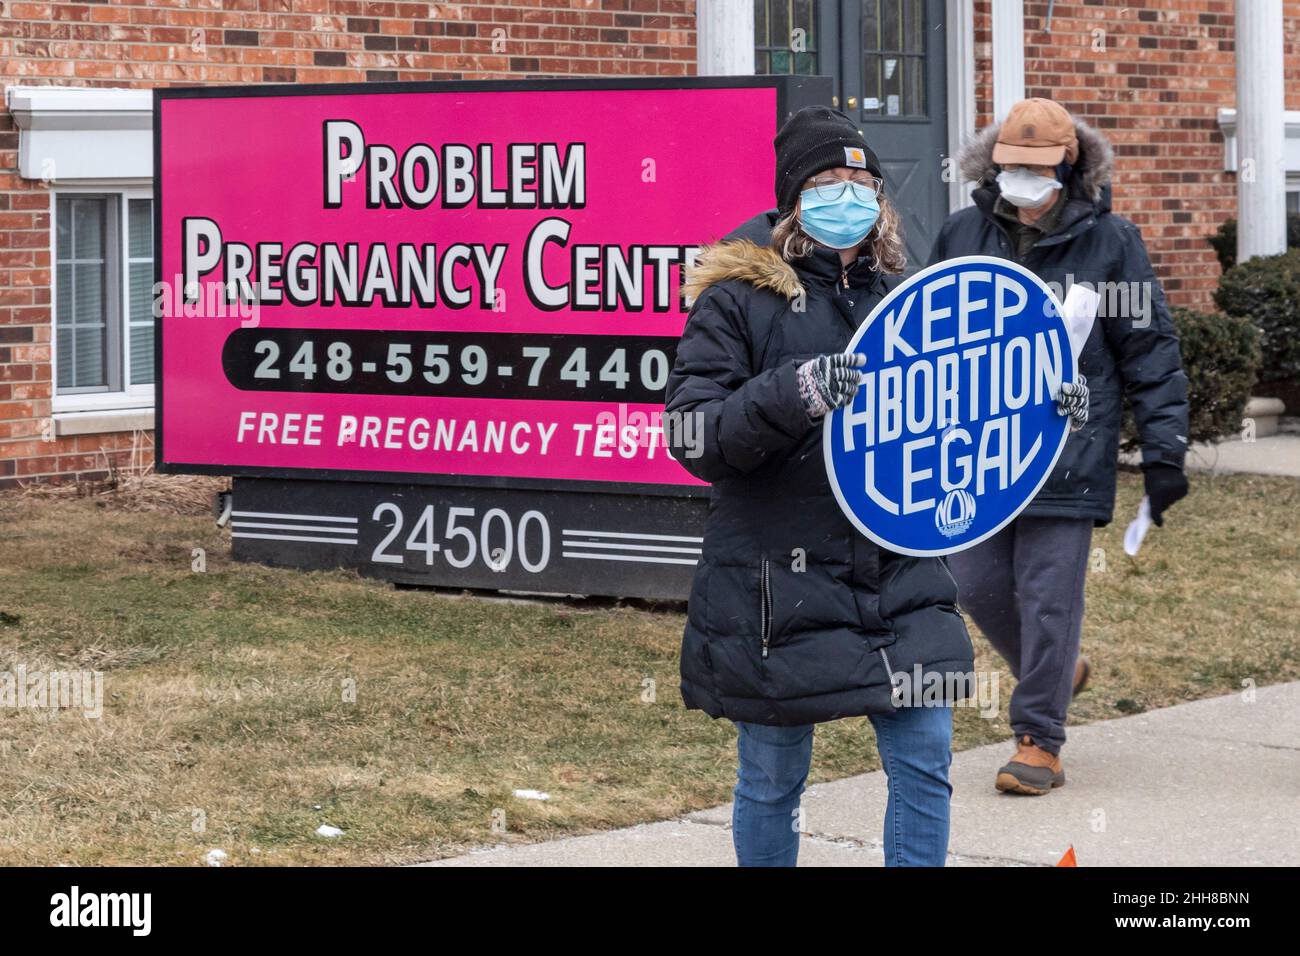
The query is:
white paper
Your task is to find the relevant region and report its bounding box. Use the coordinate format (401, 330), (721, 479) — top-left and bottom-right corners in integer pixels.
(513, 789), (551, 801)
(1123, 495), (1153, 557)
(1061, 284), (1101, 366)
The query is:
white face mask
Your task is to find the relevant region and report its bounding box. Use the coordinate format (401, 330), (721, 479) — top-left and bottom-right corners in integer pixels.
(996, 167), (1063, 208)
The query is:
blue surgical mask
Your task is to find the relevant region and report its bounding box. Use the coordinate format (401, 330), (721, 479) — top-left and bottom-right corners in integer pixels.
(798, 184), (881, 250)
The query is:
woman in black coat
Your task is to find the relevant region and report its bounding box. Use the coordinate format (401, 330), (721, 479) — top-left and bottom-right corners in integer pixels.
(663, 107), (977, 866)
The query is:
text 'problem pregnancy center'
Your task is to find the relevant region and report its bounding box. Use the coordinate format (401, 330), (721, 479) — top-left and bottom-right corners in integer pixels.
(179, 121), (697, 311)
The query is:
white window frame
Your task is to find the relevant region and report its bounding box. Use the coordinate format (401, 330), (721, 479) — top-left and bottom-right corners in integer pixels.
(51, 183), (154, 416)
(1215, 108), (1300, 174)
(8, 86), (155, 432)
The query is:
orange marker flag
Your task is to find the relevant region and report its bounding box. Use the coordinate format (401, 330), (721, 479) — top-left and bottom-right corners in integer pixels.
(1056, 845), (1078, 867)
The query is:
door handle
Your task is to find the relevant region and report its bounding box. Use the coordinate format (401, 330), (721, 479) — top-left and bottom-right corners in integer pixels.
(847, 96), (858, 108)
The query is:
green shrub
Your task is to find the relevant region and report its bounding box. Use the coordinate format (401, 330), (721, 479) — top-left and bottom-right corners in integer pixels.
(1213, 248), (1300, 383)
(1205, 214), (1300, 272)
(1121, 307), (1259, 452)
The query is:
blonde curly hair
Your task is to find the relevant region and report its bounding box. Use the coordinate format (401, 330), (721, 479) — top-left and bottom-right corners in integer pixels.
(770, 192), (907, 275)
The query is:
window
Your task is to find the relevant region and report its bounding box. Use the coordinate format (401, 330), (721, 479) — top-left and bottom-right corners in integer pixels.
(1287, 174), (1300, 216)
(754, 0), (819, 75)
(862, 0), (928, 118)
(53, 190), (154, 410)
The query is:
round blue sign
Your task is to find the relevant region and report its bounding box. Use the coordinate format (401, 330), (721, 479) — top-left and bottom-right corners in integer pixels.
(824, 256), (1075, 557)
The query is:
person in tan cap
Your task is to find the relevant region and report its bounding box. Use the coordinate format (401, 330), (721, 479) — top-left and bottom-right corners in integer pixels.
(928, 97), (1190, 796)
(988, 97), (1080, 244)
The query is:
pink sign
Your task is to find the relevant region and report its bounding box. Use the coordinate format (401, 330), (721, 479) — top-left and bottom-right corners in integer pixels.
(155, 82), (779, 487)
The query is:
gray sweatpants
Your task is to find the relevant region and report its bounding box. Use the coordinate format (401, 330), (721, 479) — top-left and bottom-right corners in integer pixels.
(945, 514), (1094, 755)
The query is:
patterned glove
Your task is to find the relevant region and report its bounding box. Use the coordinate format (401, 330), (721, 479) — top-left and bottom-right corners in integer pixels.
(1054, 373), (1089, 432)
(796, 352), (866, 420)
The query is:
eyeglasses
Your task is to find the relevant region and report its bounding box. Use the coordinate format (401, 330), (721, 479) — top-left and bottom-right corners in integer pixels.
(806, 175), (883, 203)
(1000, 163), (1056, 176)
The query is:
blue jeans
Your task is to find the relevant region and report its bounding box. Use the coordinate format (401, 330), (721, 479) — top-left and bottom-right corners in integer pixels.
(732, 705), (954, 866)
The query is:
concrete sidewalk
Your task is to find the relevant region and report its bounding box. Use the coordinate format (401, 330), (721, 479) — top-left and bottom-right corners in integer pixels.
(1183, 433), (1300, 478)
(419, 682), (1300, 867)
(1119, 432), (1300, 479)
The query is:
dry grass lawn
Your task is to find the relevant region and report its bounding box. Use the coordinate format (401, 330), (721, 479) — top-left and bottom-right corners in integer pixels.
(0, 470), (1296, 865)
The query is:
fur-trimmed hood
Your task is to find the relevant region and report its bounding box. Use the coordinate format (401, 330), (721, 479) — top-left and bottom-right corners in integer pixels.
(682, 238), (804, 303)
(957, 115), (1114, 202)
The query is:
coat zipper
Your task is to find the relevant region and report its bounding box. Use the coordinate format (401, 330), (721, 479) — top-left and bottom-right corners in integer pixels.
(840, 267), (849, 289)
(939, 557), (960, 598)
(760, 557), (772, 659)
(938, 559), (965, 617)
(879, 646), (902, 701)
(878, 645), (896, 676)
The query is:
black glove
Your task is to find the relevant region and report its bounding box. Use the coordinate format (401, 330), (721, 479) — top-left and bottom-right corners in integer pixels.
(796, 352), (866, 420)
(1143, 463), (1188, 527)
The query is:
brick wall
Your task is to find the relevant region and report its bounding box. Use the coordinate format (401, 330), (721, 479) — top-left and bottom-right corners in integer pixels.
(4, 1), (1298, 487)
(0, 0), (696, 487)
(973, 0), (1300, 310)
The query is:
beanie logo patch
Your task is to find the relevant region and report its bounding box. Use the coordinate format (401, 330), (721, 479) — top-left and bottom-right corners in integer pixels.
(844, 146), (867, 169)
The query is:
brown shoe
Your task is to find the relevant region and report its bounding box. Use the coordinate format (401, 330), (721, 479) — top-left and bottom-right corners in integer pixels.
(995, 735), (1066, 795)
(1072, 656), (1091, 697)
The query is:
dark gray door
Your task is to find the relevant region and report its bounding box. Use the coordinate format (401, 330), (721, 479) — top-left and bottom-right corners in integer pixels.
(840, 0), (949, 270)
(756, 0), (950, 271)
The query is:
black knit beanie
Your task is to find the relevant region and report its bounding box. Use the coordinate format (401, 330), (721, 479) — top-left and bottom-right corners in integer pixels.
(774, 106), (884, 214)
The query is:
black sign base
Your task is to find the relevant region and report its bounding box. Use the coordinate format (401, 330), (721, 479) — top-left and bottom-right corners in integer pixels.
(230, 478), (707, 600)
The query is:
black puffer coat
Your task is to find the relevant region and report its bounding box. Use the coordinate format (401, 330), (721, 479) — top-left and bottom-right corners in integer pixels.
(664, 215), (975, 726)
(928, 117), (1189, 525)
